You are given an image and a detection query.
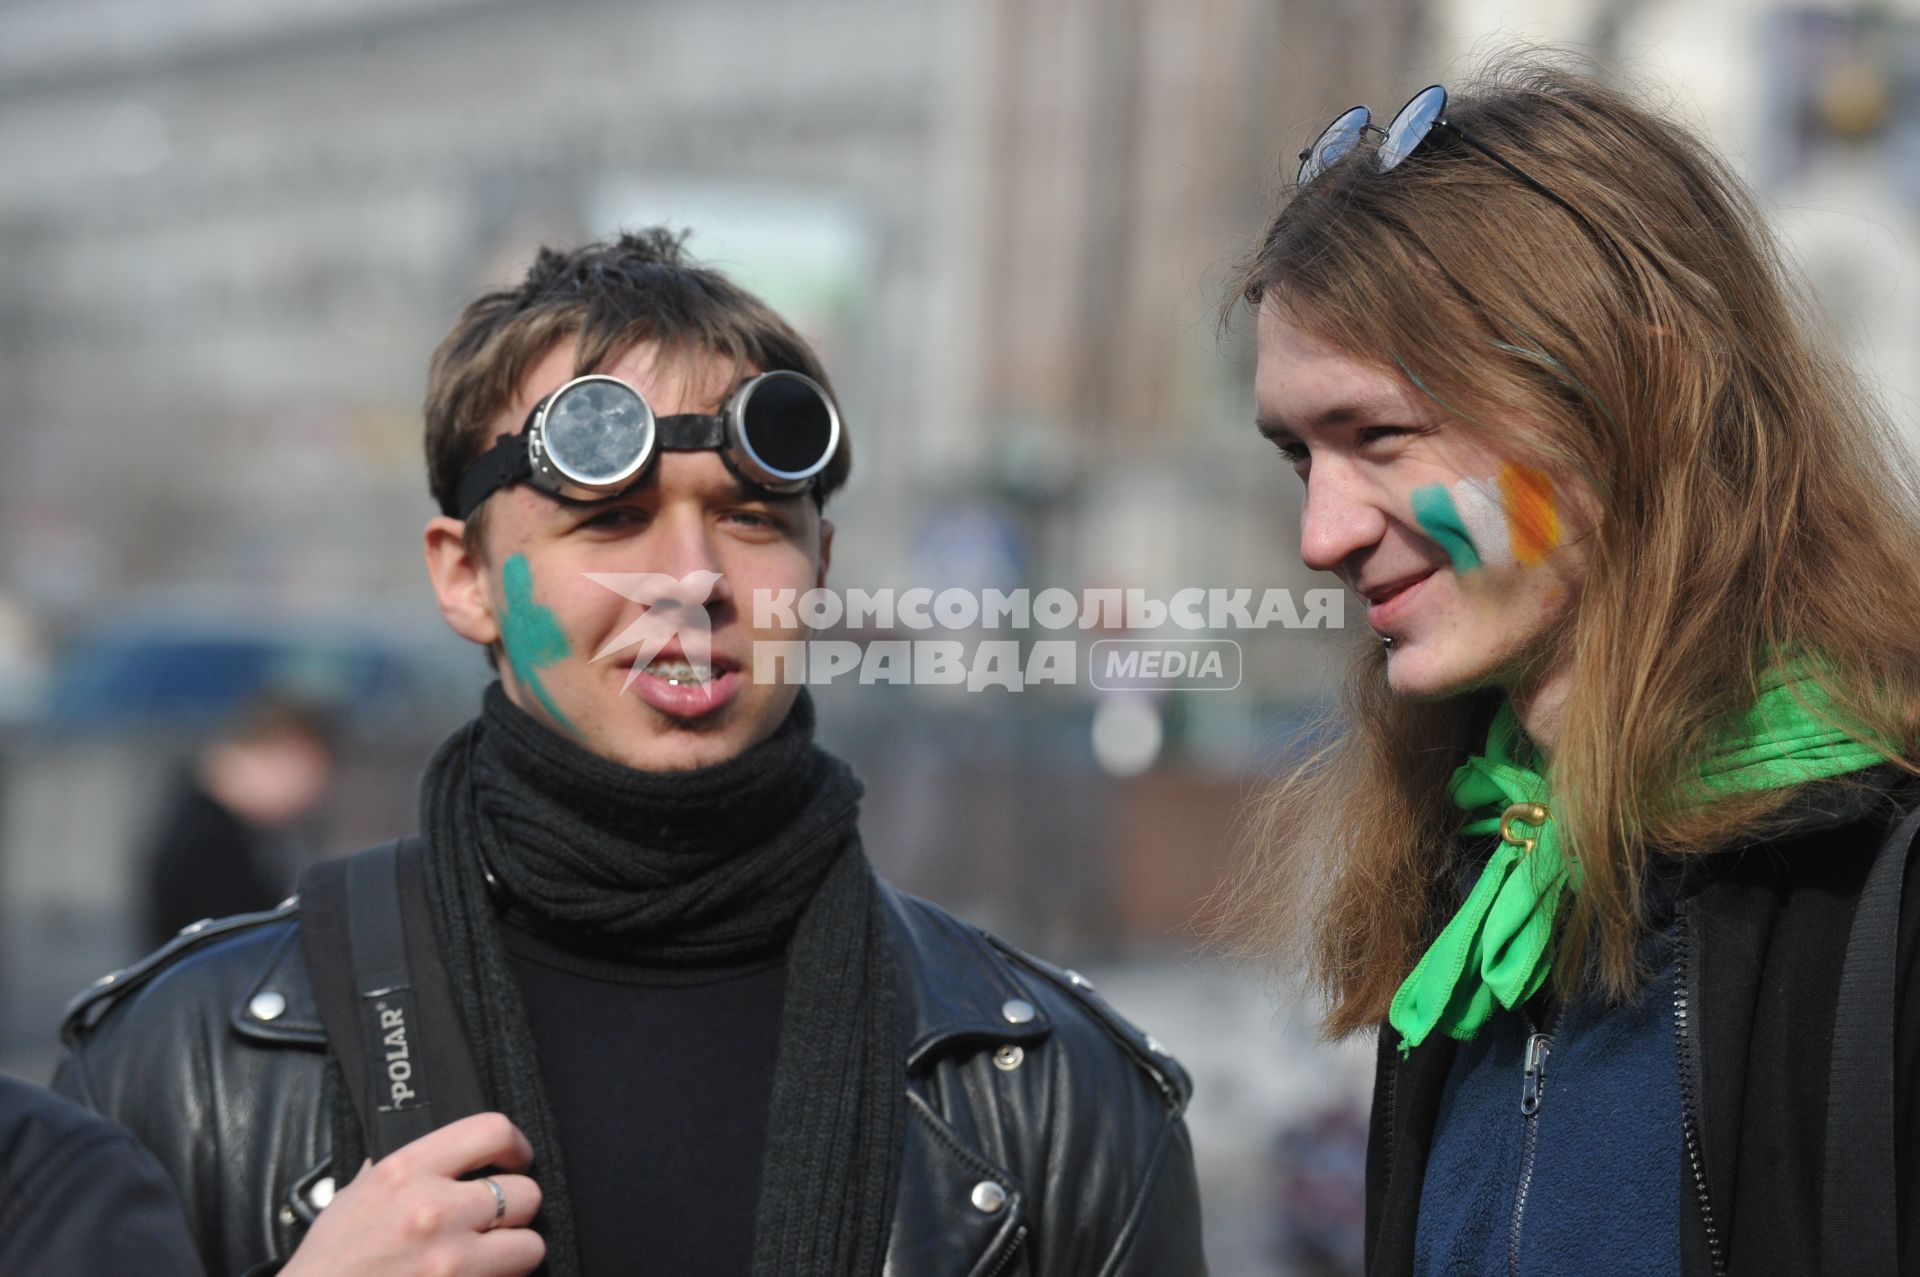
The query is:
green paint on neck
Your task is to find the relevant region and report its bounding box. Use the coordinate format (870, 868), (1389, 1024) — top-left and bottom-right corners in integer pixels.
(1410, 482), (1482, 572)
(499, 554), (577, 734)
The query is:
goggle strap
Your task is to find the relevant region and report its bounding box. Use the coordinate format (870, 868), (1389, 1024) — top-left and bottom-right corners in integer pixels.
(656, 414), (727, 451)
(451, 432), (532, 520)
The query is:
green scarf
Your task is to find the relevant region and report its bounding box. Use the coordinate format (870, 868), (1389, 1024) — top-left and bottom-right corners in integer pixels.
(1387, 673), (1888, 1055)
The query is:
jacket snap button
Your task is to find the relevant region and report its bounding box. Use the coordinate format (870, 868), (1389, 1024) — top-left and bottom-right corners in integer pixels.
(1066, 968), (1094, 991)
(306, 1176), (335, 1210)
(971, 1181), (1008, 1214)
(249, 991), (288, 1022)
(1000, 998), (1036, 1025)
(993, 1044), (1024, 1071)
(1145, 1034), (1169, 1056)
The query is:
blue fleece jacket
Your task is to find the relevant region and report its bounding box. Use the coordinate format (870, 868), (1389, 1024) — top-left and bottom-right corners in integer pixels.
(1412, 925), (1682, 1275)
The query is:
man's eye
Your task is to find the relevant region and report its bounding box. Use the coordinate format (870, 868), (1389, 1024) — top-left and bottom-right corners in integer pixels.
(1273, 440), (1309, 465)
(1358, 426), (1414, 446)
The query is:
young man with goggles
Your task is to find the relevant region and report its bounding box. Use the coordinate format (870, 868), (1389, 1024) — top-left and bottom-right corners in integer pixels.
(52, 227), (1205, 1277)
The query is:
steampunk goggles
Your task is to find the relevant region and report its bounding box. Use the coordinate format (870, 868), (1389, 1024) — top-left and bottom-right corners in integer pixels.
(449, 369), (841, 519)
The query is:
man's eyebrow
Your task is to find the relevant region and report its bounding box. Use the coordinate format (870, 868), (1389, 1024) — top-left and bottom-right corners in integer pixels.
(1255, 402), (1384, 439)
(722, 475), (806, 507)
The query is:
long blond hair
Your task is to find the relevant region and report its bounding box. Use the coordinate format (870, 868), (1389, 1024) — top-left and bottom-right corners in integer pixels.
(1215, 56), (1920, 1036)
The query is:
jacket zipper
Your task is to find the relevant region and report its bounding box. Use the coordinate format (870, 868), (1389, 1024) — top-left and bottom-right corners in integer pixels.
(1672, 902), (1727, 1276)
(983, 1224), (1028, 1277)
(1380, 1037), (1399, 1182)
(1506, 1012), (1559, 1276)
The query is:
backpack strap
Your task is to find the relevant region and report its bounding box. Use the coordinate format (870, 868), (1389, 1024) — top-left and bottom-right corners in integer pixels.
(1821, 796), (1920, 1273)
(298, 838), (488, 1160)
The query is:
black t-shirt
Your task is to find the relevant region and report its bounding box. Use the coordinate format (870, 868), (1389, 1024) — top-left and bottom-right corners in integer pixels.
(501, 922), (787, 1275)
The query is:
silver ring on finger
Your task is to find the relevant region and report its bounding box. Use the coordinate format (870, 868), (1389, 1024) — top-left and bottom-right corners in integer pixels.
(479, 1176), (507, 1231)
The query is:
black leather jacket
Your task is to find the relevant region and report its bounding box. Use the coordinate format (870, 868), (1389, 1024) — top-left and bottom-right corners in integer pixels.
(55, 880), (1207, 1277)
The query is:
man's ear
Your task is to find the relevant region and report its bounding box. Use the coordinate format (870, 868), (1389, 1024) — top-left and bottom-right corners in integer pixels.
(423, 516), (502, 647)
(816, 518), (834, 589)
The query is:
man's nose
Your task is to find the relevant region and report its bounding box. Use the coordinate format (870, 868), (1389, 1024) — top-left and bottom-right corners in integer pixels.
(1298, 467), (1388, 574)
(647, 511), (734, 605)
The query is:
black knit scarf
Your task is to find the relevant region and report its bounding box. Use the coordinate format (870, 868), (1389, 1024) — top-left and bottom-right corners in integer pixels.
(337, 684), (904, 1277)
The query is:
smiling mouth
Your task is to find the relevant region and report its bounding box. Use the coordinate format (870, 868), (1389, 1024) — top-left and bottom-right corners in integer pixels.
(1363, 571), (1435, 606)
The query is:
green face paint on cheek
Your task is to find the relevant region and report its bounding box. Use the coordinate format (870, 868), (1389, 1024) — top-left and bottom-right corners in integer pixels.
(499, 554), (578, 734)
(1410, 482), (1483, 572)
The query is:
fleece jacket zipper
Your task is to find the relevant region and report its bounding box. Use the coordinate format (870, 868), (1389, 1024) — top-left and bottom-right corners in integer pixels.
(1673, 901), (1727, 1276)
(1506, 1007), (1562, 1276)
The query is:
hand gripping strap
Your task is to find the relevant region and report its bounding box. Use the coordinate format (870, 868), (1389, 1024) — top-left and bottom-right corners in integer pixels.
(298, 839), (488, 1160)
(1821, 797), (1920, 1273)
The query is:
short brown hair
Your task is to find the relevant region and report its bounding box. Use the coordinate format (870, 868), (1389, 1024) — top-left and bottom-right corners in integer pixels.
(423, 227), (851, 552)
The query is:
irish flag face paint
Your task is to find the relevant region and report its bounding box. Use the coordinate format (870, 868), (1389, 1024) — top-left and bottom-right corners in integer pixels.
(1410, 461), (1562, 572)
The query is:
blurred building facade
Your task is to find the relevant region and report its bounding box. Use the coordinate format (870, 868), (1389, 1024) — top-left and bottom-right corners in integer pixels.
(0, 0), (1434, 956)
(0, 0), (1431, 630)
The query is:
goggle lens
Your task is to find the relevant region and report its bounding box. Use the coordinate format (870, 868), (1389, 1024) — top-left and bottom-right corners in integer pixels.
(545, 379), (654, 485)
(737, 372), (837, 481)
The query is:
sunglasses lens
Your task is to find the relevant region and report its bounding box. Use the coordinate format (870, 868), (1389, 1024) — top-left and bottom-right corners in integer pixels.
(737, 372), (838, 482)
(544, 378), (654, 486)
(1379, 85), (1446, 172)
(1298, 106), (1369, 184)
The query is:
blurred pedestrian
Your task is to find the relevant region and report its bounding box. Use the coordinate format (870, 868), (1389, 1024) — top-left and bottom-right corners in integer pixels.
(142, 694), (337, 950)
(1219, 54), (1920, 1275)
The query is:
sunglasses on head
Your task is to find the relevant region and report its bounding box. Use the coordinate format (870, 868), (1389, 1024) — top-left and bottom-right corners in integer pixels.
(1296, 83), (1582, 223)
